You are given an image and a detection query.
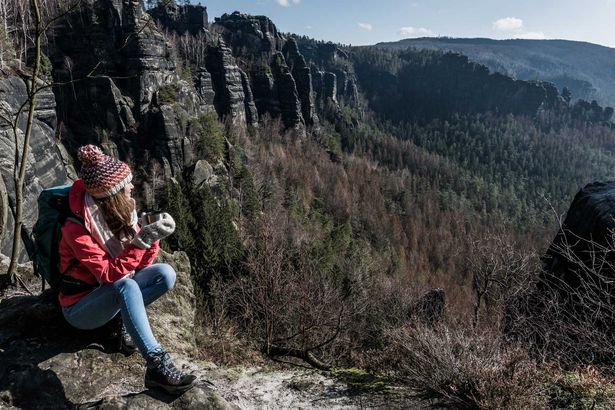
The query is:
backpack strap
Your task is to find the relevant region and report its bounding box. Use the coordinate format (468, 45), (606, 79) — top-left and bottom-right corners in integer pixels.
(58, 215), (98, 296)
(60, 215), (85, 275)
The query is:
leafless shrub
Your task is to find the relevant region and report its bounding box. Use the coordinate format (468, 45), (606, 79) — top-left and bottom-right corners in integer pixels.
(386, 324), (548, 409)
(466, 232), (539, 327)
(506, 222), (615, 371)
(217, 212), (365, 369)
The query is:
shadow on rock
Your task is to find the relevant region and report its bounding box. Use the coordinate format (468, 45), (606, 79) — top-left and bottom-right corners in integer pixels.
(0, 289), (119, 409)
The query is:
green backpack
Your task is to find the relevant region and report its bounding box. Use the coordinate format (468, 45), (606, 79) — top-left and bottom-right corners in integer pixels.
(33, 184), (82, 290)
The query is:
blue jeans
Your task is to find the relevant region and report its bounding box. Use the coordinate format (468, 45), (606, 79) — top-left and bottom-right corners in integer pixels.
(62, 263), (176, 357)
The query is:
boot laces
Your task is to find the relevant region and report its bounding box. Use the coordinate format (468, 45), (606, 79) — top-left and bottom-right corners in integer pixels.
(152, 350), (185, 383)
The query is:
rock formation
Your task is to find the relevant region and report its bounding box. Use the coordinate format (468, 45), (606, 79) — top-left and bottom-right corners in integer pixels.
(271, 52), (305, 131)
(48, 0), (190, 174)
(323, 72), (338, 103)
(195, 67), (216, 112)
(205, 41), (251, 126)
(148, 2), (209, 36)
(0, 251), (236, 409)
(542, 180), (615, 294)
(240, 69), (259, 125)
(283, 38), (318, 128)
(0, 76), (74, 260)
(213, 11), (284, 62)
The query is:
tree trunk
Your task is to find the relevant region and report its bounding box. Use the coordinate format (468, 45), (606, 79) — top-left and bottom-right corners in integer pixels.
(6, 0), (42, 284)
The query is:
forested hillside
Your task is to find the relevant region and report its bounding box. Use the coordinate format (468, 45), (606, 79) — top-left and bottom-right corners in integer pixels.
(376, 37), (615, 108)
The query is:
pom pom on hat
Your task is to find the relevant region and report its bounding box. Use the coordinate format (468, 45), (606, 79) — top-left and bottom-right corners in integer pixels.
(78, 144), (106, 167)
(78, 145), (132, 198)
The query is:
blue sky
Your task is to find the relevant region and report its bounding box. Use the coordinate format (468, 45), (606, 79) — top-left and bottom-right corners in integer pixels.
(194, 0), (615, 48)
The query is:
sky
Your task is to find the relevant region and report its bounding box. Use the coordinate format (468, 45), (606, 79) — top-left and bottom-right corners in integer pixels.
(194, 0), (615, 48)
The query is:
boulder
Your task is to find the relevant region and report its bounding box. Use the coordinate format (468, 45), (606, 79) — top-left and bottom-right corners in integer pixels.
(542, 181), (615, 289)
(193, 159), (218, 189)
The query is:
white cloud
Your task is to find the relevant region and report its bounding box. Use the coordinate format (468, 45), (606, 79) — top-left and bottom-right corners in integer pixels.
(493, 17), (524, 32)
(357, 22), (373, 31)
(275, 0), (300, 7)
(398, 26), (434, 37)
(305, 25), (313, 29)
(512, 31), (546, 40)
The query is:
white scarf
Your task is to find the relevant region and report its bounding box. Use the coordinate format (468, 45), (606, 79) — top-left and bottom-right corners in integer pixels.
(84, 192), (138, 258)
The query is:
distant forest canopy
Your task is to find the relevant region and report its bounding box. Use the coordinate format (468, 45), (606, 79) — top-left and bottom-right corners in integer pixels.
(375, 37), (615, 109)
(293, 35), (615, 236)
(348, 45), (614, 125)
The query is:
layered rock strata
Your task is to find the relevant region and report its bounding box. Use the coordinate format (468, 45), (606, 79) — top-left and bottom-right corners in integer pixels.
(0, 76), (73, 260)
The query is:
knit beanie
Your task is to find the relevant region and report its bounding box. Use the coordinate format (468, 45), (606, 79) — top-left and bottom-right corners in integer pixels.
(78, 145), (133, 198)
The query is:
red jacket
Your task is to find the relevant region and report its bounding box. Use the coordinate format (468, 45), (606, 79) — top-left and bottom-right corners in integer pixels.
(58, 179), (159, 307)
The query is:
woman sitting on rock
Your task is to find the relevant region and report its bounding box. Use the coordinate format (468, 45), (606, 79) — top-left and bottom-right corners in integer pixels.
(58, 144), (196, 395)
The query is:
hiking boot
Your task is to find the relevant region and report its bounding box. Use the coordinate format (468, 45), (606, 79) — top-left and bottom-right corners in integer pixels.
(119, 324), (137, 356)
(145, 348), (196, 394)
(105, 315), (137, 356)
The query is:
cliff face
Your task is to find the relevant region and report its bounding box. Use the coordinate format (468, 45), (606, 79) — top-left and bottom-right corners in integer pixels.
(0, 76), (75, 260)
(149, 7), (360, 135)
(49, 0), (189, 173)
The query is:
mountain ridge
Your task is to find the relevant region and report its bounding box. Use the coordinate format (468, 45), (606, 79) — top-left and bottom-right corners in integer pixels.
(374, 37), (615, 108)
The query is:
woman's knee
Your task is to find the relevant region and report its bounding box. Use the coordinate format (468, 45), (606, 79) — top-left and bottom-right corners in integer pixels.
(157, 263), (176, 291)
(112, 277), (140, 295)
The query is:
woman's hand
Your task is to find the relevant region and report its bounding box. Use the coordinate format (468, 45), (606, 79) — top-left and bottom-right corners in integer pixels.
(131, 213), (176, 249)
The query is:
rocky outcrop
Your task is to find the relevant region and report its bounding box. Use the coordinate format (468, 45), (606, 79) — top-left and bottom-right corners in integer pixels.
(323, 72), (337, 103)
(271, 52), (304, 131)
(251, 66), (279, 118)
(192, 159), (218, 189)
(119, 2), (177, 115)
(295, 39), (361, 110)
(240, 69), (259, 125)
(87, 76), (137, 135)
(310, 64), (324, 100)
(0, 250), (236, 409)
(49, 0), (185, 171)
(144, 104), (187, 178)
(148, 7), (363, 133)
(205, 42), (250, 126)
(148, 2), (209, 36)
(333, 69), (359, 103)
(212, 12), (284, 64)
(541, 180), (615, 295)
(195, 67), (216, 112)
(0, 76), (73, 261)
(283, 39), (318, 128)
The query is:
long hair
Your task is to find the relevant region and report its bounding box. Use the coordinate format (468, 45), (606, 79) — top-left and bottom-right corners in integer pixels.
(96, 189), (136, 241)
